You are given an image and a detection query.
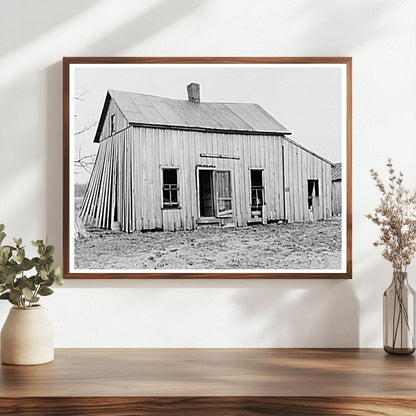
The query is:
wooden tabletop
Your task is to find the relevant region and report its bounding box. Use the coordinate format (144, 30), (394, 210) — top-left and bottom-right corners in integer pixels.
(1, 348), (416, 415)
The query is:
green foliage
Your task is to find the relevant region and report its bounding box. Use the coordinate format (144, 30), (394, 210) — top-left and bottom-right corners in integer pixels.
(0, 224), (62, 309)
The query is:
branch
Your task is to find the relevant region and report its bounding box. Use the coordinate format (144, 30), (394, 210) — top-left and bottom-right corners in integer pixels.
(74, 154), (95, 173)
(74, 89), (91, 102)
(75, 122), (97, 136)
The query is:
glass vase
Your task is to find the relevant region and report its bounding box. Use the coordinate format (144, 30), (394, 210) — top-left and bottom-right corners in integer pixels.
(383, 271), (415, 355)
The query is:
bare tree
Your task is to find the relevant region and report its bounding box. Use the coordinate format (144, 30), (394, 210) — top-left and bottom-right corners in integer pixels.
(74, 89), (98, 174)
(74, 144), (96, 174)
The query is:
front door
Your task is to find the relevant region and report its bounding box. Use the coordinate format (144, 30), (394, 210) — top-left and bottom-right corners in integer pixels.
(199, 169), (215, 217)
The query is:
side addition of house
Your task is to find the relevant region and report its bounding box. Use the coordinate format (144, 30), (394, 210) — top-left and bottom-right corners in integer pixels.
(331, 162), (342, 216)
(79, 83), (334, 232)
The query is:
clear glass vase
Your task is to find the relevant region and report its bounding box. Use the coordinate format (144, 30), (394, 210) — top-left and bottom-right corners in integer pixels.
(383, 271), (415, 355)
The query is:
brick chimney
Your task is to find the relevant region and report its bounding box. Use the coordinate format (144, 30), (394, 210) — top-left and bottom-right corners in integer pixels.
(187, 83), (200, 103)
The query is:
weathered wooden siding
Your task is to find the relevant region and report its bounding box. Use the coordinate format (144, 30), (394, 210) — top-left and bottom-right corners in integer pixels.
(99, 98), (129, 142)
(282, 139), (332, 222)
(131, 127), (333, 231)
(81, 123), (333, 232)
(332, 180), (342, 216)
(79, 128), (135, 232)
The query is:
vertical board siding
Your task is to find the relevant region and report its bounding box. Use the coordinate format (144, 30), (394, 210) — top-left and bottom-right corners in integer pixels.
(280, 137), (332, 223)
(82, 125), (333, 232)
(99, 98), (129, 141)
(132, 128), (333, 231)
(80, 128), (135, 232)
(332, 180), (342, 216)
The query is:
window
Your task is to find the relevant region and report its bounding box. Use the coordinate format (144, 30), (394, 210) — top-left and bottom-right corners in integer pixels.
(250, 170), (264, 209)
(110, 114), (115, 134)
(162, 169), (179, 208)
(307, 179), (319, 209)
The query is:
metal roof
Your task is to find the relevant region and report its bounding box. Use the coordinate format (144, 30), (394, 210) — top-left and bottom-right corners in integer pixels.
(332, 162), (342, 181)
(93, 89), (291, 142)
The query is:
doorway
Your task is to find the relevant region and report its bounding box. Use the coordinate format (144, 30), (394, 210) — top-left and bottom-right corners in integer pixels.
(250, 169), (264, 221)
(199, 169), (215, 217)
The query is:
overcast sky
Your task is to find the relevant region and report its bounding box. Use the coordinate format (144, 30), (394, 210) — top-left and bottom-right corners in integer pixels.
(73, 64), (344, 184)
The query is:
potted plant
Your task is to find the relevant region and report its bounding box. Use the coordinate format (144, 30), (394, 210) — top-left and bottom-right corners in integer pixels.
(367, 159), (416, 354)
(0, 224), (62, 365)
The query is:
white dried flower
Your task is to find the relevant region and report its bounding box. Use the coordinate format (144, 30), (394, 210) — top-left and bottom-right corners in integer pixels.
(367, 159), (416, 272)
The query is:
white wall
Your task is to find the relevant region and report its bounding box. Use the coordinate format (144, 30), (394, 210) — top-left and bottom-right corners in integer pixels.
(1, 0), (415, 347)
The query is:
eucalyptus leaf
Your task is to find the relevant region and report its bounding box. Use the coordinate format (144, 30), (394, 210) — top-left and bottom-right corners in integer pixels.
(22, 287), (34, 301)
(20, 258), (33, 271)
(0, 246), (10, 256)
(8, 297), (18, 306)
(39, 269), (48, 281)
(9, 288), (21, 301)
(17, 248), (25, 263)
(0, 228), (61, 307)
(43, 276), (54, 287)
(45, 245), (55, 256)
(38, 287), (53, 296)
(3, 272), (16, 285)
(34, 275), (43, 285)
(17, 276), (35, 290)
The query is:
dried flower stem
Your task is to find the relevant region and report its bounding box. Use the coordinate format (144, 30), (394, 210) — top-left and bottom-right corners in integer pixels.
(366, 159), (416, 272)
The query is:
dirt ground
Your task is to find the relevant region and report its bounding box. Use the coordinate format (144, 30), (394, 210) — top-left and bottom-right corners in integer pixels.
(74, 218), (342, 270)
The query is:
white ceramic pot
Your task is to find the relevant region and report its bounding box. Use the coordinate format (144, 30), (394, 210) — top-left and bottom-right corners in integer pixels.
(1, 305), (54, 365)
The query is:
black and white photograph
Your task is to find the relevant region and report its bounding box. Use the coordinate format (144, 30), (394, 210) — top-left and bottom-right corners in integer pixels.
(64, 58), (351, 278)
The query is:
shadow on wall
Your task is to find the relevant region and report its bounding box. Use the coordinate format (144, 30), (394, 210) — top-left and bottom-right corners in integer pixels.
(45, 0), (205, 263)
(0, 0), (102, 56)
(289, 0), (393, 52)
(84, 0), (206, 55)
(233, 279), (359, 348)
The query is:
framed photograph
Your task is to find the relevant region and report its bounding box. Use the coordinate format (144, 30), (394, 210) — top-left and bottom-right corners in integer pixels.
(63, 57), (352, 279)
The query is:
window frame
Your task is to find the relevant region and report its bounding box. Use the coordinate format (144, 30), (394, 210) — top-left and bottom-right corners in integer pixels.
(110, 113), (116, 135)
(307, 178), (319, 209)
(161, 167), (180, 209)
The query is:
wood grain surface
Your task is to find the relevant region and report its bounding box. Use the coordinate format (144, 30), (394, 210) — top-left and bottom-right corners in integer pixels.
(0, 348), (415, 415)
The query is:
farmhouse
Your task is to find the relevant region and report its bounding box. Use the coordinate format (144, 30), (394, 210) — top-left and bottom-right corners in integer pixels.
(79, 83), (334, 232)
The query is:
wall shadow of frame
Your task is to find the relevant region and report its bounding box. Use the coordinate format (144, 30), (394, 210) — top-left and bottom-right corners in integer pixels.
(62, 57), (352, 279)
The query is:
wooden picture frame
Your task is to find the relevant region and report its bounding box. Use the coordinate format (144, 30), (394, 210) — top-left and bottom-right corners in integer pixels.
(63, 57), (352, 279)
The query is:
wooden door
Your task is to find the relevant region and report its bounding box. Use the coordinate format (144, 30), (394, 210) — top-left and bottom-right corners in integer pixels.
(216, 171), (232, 217)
